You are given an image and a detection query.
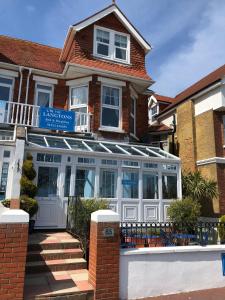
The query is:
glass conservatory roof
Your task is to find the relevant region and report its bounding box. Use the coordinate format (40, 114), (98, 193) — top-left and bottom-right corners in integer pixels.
(27, 134), (179, 160)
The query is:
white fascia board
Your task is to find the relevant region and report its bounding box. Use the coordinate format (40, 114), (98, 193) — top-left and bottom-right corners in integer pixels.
(98, 76), (126, 87)
(73, 5), (151, 53)
(33, 75), (58, 85)
(66, 76), (92, 86)
(197, 157), (225, 166)
(0, 68), (18, 77)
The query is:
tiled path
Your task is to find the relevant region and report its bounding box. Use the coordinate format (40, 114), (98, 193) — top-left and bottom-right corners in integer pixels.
(24, 269), (93, 299)
(147, 286), (225, 300)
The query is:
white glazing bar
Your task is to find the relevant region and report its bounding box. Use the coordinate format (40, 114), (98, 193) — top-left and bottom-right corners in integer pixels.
(64, 139), (72, 150)
(99, 143), (112, 153)
(116, 145), (131, 155)
(146, 147), (164, 158)
(131, 146), (148, 157)
(82, 141), (93, 152)
(43, 136), (49, 147)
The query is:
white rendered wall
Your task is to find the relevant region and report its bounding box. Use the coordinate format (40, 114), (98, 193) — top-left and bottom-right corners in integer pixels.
(120, 246), (225, 299)
(160, 113), (176, 128)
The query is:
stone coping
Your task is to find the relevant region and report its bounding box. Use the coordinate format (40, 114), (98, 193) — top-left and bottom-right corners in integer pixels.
(120, 245), (225, 256)
(91, 209), (120, 223)
(0, 202), (29, 224)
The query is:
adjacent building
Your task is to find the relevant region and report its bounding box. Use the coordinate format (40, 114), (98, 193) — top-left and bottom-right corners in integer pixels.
(0, 4), (181, 228)
(150, 64), (225, 216)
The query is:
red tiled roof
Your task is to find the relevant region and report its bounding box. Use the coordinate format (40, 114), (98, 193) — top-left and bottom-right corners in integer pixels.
(148, 124), (172, 133)
(0, 35), (64, 73)
(154, 94), (175, 104)
(69, 56), (151, 81)
(159, 64), (225, 116)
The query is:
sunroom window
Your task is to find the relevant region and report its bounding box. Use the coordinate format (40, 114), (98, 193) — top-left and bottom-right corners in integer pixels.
(35, 84), (53, 107)
(75, 168), (95, 198)
(94, 26), (130, 63)
(100, 169), (117, 198)
(101, 86), (121, 128)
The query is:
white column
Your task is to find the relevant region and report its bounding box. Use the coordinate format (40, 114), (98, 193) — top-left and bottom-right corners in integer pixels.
(158, 167), (163, 222)
(8, 138), (25, 199)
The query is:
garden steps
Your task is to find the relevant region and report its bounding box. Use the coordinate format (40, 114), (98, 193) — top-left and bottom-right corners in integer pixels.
(24, 231), (94, 300)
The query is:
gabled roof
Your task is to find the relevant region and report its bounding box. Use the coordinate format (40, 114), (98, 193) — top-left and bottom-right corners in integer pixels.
(154, 94), (175, 104)
(60, 4), (151, 62)
(0, 35), (64, 74)
(158, 63), (225, 117)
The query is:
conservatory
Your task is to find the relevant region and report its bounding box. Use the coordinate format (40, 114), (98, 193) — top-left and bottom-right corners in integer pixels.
(23, 133), (181, 228)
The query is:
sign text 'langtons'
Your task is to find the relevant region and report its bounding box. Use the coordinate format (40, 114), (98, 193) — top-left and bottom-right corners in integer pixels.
(39, 107), (75, 132)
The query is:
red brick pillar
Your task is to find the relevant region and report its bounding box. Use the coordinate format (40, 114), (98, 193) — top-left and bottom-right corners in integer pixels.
(89, 210), (120, 300)
(0, 205), (29, 300)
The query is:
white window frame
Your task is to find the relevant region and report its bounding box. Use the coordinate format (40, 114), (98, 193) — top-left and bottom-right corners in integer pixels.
(34, 82), (54, 107)
(69, 84), (89, 113)
(151, 104), (159, 118)
(93, 25), (130, 64)
(100, 84), (122, 130)
(0, 75), (14, 102)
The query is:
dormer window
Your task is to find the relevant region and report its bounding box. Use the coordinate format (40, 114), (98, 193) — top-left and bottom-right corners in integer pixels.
(94, 26), (130, 64)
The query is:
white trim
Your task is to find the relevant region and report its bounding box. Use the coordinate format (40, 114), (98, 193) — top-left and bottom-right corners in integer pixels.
(33, 75), (58, 85)
(66, 76), (92, 86)
(98, 76), (126, 87)
(0, 75), (15, 102)
(34, 82), (54, 107)
(98, 127), (125, 133)
(0, 69), (18, 78)
(73, 5), (151, 53)
(197, 157), (225, 166)
(94, 25), (131, 64)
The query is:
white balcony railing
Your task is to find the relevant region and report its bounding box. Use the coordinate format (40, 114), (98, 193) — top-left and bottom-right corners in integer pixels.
(1, 101), (91, 133)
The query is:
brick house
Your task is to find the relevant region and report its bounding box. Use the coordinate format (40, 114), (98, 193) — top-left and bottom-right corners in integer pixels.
(0, 3), (181, 227)
(149, 64), (225, 216)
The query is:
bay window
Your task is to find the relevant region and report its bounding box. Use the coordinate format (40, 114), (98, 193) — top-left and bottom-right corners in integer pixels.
(94, 26), (130, 63)
(35, 83), (53, 107)
(122, 171), (139, 199)
(75, 169), (95, 198)
(100, 169), (117, 198)
(70, 85), (88, 126)
(0, 76), (13, 102)
(101, 85), (121, 128)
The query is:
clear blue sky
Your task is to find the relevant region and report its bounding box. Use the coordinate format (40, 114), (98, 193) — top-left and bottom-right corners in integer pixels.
(1, 0), (225, 97)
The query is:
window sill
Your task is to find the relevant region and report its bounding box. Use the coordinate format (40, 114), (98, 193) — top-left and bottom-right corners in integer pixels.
(98, 127), (125, 134)
(92, 55), (131, 66)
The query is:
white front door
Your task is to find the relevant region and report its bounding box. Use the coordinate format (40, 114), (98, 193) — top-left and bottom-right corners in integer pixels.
(35, 165), (64, 228)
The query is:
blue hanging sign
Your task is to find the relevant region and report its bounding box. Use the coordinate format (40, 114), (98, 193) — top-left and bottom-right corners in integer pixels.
(122, 179), (138, 186)
(39, 107), (75, 132)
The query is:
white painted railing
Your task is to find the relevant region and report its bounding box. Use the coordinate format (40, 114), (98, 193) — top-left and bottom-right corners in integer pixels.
(1, 101), (91, 133)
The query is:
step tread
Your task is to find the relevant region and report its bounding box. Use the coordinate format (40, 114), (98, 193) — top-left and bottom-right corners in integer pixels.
(27, 248), (83, 255)
(26, 258), (86, 267)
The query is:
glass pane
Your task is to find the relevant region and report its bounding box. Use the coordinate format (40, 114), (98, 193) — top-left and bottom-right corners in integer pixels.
(102, 107), (119, 127)
(115, 34), (127, 48)
(37, 84), (52, 91)
(46, 138), (69, 149)
(130, 115), (135, 134)
(85, 141), (108, 153)
(121, 145), (143, 156)
(0, 162), (9, 194)
(29, 135), (46, 147)
(103, 86), (119, 106)
(0, 130), (13, 141)
(0, 86), (10, 101)
(122, 171), (139, 198)
(0, 77), (13, 85)
(138, 147), (159, 157)
(72, 107), (87, 126)
(162, 175), (177, 199)
(100, 169), (117, 198)
(75, 169), (95, 198)
(97, 43), (109, 56)
(66, 139), (90, 151)
(64, 166), (71, 197)
(143, 173), (158, 199)
(96, 29), (110, 44)
(102, 143), (124, 154)
(37, 167), (58, 197)
(71, 86), (88, 106)
(115, 48), (126, 60)
(37, 91), (50, 107)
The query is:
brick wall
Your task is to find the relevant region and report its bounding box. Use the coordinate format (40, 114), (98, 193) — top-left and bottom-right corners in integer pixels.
(176, 100), (197, 172)
(89, 221), (120, 300)
(0, 223), (28, 300)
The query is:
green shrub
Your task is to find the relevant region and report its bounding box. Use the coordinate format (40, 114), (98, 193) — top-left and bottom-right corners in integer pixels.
(22, 160), (36, 180)
(20, 176), (38, 198)
(218, 215), (225, 243)
(2, 196), (38, 218)
(167, 197), (201, 223)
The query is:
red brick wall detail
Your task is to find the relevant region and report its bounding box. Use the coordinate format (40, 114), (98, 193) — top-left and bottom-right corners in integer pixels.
(89, 221), (120, 300)
(0, 223), (28, 300)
